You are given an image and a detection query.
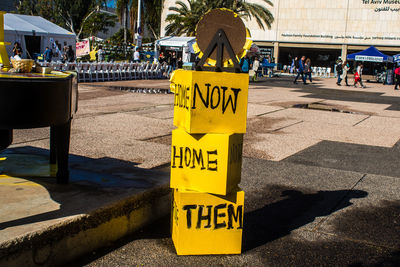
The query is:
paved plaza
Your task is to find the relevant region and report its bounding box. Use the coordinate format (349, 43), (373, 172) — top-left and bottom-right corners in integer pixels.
(1, 76), (399, 266)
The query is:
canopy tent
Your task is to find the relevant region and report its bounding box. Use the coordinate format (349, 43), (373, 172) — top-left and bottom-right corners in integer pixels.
(347, 46), (393, 63)
(393, 54), (400, 63)
(157, 36), (196, 50)
(155, 36), (196, 63)
(3, 13), (75, 59)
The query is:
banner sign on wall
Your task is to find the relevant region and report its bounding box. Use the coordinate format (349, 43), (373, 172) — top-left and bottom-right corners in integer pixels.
(76, 40), (90, 57)
(355, 55), (384, 62)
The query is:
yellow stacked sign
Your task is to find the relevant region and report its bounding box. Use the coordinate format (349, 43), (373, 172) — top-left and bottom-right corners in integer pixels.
(171, 70), (249, 134)
(170, 69), (249, 255)
(172, 188), (244, 255)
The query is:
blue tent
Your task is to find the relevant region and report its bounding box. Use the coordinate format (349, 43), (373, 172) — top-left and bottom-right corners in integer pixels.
(347, 46), (393, 63)
(393, 54), (400, 63)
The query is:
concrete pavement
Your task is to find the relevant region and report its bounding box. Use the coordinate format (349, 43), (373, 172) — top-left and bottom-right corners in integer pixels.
(1, 76), (399, 266)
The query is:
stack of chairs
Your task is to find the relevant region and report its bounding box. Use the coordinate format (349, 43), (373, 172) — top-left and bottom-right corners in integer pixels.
(46, 61), (171, 82)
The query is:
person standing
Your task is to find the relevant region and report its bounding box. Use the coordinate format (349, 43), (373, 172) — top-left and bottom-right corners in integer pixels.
(43, 46), (53, 62)
(240, 54), (250, 73)
(12, 42), (23, 58)
(394, 65), (400, 90)
(158, 52), (165, 64)
(304, 58), (312, 83)
(67, 45), (75, 62)
(97, 45), (105, 62)
(133, 48), (140, 63)
(354, 63), (365, 88)
(293, 56), (306, 84)
(252, 57), (260, 81)
(171, 52), (177, 70)
(342, 61), (350, 86)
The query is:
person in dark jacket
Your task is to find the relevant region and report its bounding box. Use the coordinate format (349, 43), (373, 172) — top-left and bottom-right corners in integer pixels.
(293, 56), (306, 84)
(43, 47), (53, 62)
(13, 42), (23, 57)
(67, 45), (75, 62)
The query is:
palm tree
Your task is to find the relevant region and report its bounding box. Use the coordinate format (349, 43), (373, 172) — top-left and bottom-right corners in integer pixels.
(128, 0), (165, 40)
(165, 0), (207, 36)
(116, 0), (130, 43)
(165, 0), (274, 36)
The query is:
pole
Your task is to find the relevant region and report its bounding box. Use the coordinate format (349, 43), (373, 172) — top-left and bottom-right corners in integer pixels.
(136, 0), (142, 48)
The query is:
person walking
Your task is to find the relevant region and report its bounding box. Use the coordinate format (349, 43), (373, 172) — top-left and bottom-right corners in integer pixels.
(342, 61), (350, 86)
(354, 63), (366, 88)
(293, 56), (306, 84)
(290, 56), (297, 74)
(336, 60), (343, 86)
(394, 65), (400, 90)
(304, 58), (312, 83)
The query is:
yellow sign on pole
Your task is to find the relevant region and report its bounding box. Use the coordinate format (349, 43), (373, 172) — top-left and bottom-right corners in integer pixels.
(170, 128), (243, 195)
(171, 70), (249, 134)
(172, 188), (244, 255)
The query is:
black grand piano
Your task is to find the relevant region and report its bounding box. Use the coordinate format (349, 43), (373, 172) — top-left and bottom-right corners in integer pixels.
(0, 71), (77, 184)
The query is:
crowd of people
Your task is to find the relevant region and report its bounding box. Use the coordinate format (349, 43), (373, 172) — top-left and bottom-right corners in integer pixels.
(289, 55), (400, 90)
(335, 59), (365, 88)
(158, 51), (183, 70)
(239, 54), (275, 81)
(291, 56), (313, 85)
(10, 40), (75, 63)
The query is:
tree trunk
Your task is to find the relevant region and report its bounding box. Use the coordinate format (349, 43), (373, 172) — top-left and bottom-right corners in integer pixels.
(123, 4), (128, 44)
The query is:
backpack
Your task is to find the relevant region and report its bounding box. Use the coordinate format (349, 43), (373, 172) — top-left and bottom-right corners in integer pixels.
(240, 58), (249, 72)
(336, 64), (343, 74)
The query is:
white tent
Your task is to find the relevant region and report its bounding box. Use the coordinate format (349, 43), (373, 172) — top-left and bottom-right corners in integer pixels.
(155, 36), (196, 63)
(3, 13), (76, 59)
(157, 36), (195, 49)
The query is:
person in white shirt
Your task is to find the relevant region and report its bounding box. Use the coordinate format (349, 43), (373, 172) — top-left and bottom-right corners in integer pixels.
(252, 57), (260, 81)
(134, 48), (140, 62)
(97, 46), (105, 62)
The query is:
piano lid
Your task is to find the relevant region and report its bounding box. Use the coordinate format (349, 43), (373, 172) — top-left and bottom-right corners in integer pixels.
(0, 71), (71, 80)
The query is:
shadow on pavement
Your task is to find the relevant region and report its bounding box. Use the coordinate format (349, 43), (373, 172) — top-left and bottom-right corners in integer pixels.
(292, 84), (400, 111)
(284, 140), (400, 177)
(243, 184), (368, 251)
(0, 146), (167, 231)
(66, 185), (400, 267)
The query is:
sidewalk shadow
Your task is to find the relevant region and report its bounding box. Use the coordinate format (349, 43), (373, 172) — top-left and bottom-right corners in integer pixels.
(243, 185), (368, 251)
(0, 146), (168, 231)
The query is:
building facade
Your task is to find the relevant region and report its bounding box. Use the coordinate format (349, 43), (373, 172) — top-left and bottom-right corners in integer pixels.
(161, 0), (400, 67)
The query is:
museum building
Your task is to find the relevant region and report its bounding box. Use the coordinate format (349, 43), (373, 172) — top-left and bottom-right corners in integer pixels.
(161, 0), (400, 68)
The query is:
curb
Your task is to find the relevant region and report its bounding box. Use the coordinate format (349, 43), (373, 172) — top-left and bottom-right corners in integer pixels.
(0, 184), (171, 267)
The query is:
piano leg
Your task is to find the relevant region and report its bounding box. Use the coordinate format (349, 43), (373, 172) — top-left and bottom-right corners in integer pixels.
(53, 119), (71, 184)
(0, 129), (12, 151)
(49, 127), (56, 164)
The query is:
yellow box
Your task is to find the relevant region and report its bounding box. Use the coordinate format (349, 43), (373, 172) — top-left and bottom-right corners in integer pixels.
(171, 70), (249, 134)
(172, 188), (244, 255)
(170, 128), (243, 195)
